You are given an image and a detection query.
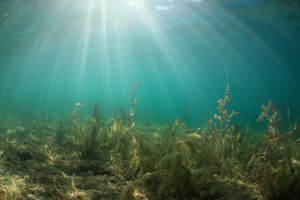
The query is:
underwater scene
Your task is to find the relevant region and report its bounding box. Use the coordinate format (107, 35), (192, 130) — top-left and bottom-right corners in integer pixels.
(1, 0), (300, 199)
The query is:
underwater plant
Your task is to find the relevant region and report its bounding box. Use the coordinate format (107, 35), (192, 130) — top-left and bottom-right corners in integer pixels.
(128, 82), (141, 130)
(70, 102), (84, 138)
(54, 122), (65, 144)
(213, 83), (240, 135)
(1, 85), (300, 200)
(257, 101), (282, 142)
(79, 103), (102, 160)
(243, 101), (300, 199)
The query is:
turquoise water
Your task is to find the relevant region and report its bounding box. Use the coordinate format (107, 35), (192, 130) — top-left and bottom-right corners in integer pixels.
(0, 0), (300, 126)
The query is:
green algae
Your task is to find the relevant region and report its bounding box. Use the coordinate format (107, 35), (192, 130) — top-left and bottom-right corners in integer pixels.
(0, 85), (299, 200)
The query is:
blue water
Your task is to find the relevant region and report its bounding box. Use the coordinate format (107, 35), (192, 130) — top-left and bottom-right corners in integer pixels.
(0, 0), (300, 127)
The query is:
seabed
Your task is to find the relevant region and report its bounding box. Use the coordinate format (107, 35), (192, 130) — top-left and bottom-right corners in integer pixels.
(0, 86), (300, 200)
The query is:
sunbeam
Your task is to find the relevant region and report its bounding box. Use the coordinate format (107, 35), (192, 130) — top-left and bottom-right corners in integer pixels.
(1, 0), (300, 199)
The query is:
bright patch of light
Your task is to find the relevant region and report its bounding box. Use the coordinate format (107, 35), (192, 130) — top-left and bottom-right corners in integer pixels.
(128, 1), (134, 7)
(155, 5), (170, 11)
(128, 0), (141, 9)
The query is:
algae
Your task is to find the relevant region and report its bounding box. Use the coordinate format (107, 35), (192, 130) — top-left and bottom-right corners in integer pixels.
(0, 84), (299, 200)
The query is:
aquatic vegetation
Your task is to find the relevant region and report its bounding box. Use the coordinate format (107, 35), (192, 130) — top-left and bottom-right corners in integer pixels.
(1, 0), (300, 199)
(0, 85), (299, 199)
(129, 82), (141, 129)
(54, 122), (65, 144)
(79, 103), (103, 161)
(213, 83), (240, 135)
(245, 101), (300, 200)
(257, 101), (282, 142)
(71, 102), (84, 138)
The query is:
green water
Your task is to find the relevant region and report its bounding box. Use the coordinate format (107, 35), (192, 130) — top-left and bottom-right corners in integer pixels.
(0, 0), (300, 126)
(1, 1), (300, 199)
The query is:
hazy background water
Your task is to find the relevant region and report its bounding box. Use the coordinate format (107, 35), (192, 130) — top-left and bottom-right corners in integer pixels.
(0, 0), (300, 127)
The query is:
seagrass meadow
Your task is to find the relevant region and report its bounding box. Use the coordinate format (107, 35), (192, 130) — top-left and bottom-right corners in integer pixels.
(1, 0), (300, 200)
